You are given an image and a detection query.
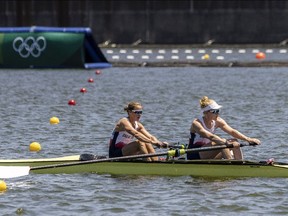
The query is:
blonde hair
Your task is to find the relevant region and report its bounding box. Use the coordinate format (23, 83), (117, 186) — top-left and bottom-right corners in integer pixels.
(199, 96), (215, 109)
(124, 101), (142, 112)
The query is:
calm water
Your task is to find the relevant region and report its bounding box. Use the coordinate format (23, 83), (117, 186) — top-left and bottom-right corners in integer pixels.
(0, 67), (288, 215)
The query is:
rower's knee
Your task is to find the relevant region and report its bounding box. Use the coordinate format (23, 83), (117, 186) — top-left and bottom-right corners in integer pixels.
(138, 141), (146, 148)
(138, 141), (149, 153)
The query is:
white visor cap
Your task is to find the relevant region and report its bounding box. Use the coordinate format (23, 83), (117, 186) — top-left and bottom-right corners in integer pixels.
(201, 101), (222, 112)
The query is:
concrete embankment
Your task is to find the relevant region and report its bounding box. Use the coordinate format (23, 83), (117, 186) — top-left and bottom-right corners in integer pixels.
(100, 44), (288, 67)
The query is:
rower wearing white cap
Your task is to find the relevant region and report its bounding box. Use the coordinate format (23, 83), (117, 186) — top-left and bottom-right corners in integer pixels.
(187, 96), (261, 160)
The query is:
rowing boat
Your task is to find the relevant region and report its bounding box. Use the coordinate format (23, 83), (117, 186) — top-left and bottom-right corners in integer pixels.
(28, 160), (288, 178)
(1, 154), (288, 178)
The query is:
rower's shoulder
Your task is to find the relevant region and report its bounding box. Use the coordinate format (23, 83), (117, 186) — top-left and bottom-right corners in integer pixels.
(117, 117), (129, 124)
(216, 116), (226, 125)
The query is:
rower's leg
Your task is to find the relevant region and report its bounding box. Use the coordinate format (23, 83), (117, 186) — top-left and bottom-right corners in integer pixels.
(199, 143), (233, 159)
(200, 150), (223, 159)
(232, 147), (243, 160)
(221, 149), (234, 159)
(145, 143), (158, 161)
(122, 141), (151, 161)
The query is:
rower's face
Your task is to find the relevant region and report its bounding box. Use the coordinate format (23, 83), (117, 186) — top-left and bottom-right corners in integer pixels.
(207, 109), (220, 120)
(130, 105), (143, 121)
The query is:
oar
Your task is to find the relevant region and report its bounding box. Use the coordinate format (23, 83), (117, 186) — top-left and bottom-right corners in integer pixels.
(0, 143), (254, 179)
(0, 166), (30, 179)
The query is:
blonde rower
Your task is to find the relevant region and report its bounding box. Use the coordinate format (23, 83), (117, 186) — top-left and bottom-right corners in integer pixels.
(187, 96), (261, 160)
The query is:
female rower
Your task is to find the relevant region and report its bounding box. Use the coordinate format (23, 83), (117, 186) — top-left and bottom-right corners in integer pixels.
(187, 96), (261, 160)
(109, 101), (168, 161)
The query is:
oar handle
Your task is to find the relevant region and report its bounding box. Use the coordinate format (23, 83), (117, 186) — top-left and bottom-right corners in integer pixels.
(240, 142), (259, 147)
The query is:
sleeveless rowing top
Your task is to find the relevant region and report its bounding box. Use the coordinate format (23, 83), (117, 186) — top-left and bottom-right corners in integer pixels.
(110, 118), (139, 150)
(191, 116), (216, 146)
(187, 117), (216, 160)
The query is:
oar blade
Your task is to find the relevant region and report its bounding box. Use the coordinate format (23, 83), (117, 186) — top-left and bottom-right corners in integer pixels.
(0, 166), (30, 179)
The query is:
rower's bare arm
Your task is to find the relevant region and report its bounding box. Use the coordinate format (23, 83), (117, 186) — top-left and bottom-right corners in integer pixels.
(135, 123), (168, 147)
(192, 120), (226, 145)
(120, 119), (155, 144)
(137, 124), (167, 147)
(138, 124), (157, 141)
(218, 118), (261, 145)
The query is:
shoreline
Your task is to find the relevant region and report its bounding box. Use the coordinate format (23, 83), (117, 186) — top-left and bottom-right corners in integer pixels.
(99, 43), (288, 49)
(102, 44), (288, 67)
(111, 61), (288, 67)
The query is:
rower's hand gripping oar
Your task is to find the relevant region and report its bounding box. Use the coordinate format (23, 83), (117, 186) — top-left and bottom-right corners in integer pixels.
(0, 143), (256, 179)
(248, 142), (259, 146)
(225, 142), (258, 148)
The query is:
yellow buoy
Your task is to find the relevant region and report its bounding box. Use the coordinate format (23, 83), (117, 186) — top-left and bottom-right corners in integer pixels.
(0, 180), (7, 192)
(50, 116), (60, 125)
(202, 54), (210, 60)
(29, 142), (41, 152)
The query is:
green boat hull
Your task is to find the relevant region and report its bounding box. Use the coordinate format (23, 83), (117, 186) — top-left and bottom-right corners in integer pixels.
(1, 155), (288, 178)
(30, 160), (288, 178)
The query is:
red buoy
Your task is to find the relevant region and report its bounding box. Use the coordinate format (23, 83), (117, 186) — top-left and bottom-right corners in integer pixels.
(95, 70), (101, 75)
(68, 99), (76, 106)
(256, 52), (266, 60)
(80, 88), (87, 93)
(88, 78), (94, 83)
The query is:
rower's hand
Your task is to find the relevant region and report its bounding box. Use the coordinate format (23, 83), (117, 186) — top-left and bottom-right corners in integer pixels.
(247, 138), (261, 145)
(226, 140), (240, 148)
(152, 141), (162, 148)
(153, 141), (169, 148)
(160, 142), (169, 148)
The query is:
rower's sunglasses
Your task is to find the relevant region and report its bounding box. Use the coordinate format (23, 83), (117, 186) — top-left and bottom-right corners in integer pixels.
(209, 109), (220, 114)
(132, 110), (143, 115)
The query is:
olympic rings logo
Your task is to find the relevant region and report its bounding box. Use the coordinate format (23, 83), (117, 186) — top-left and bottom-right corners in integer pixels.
(13, 36), (46, 58)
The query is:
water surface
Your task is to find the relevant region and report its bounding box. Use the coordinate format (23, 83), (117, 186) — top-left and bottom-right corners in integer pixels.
(0, 67), (288, 215)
